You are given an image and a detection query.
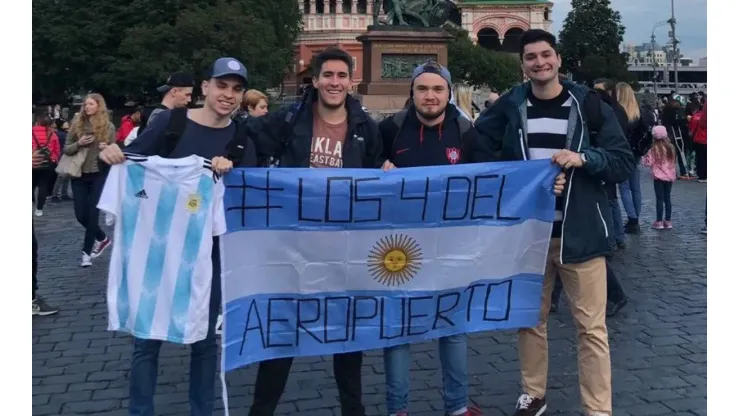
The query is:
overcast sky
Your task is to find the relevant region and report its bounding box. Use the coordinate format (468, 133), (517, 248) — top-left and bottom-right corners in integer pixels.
(549, 0), (707, 61)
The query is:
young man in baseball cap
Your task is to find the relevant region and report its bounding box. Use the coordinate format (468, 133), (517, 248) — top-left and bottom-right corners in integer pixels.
(136, 72), (195, 135)
(99, 57), (255, 416)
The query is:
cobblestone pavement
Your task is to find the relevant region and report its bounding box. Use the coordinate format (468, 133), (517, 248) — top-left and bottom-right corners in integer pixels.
(32, 167), (707, 416)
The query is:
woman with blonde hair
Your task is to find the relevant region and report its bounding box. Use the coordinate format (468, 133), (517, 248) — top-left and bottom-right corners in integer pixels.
(63, 93), (116, 267)
(234, 89), (269, 120)
(615, 82), (644, 234)
(452, 84), (474, 121)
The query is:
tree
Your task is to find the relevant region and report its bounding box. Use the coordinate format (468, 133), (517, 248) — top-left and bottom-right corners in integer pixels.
(445, 25), (521, 91)
(32, 0), (302, 104)
(558, 0), (632, 83)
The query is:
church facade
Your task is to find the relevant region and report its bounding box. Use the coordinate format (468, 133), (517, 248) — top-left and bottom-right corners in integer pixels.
(289, 0), (553, 88)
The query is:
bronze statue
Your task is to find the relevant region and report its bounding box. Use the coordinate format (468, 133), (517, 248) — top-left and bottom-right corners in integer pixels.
(372, 0), (453, 28)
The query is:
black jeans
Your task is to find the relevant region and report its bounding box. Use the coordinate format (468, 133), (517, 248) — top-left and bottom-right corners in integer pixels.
(71, 172), (107, 255)
(552, 260), (625, 305)
(249, 352), (365, 416)
(694, 142), (707, 180)
(32, 168), (54, 210)
(33, 226), (38, 300)
(653, 180), (673, 221)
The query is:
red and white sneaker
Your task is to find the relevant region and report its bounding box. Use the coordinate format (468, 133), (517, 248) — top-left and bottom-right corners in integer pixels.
(663, 220), (673, 230)
(91, 237), (112, 259)
(651, 221), (665, 230)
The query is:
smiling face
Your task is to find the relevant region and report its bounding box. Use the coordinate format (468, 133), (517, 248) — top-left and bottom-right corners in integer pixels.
(521, 40), (561, 86)
(313, 59), (351, 110)
(413, 72), (449, 120)
(202, 77), (245, 117)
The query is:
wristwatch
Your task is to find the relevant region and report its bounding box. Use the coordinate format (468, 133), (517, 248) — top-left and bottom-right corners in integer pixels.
(580, 152), (587, 165)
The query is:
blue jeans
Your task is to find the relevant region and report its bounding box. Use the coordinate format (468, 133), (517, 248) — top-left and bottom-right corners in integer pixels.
(384, 334), (468, 414)
(128, 240), (222, 416)
(654, 180), (673, 221)
(609, 199), (625, 245)
(618, 167), (642, 220)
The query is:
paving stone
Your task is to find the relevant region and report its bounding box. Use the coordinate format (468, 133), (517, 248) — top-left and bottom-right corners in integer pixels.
(32, 168), (707, 415)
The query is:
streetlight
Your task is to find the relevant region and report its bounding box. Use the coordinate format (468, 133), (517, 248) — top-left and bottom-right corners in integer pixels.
(651, 20), (670, 96)
(669, 0), (680, 92)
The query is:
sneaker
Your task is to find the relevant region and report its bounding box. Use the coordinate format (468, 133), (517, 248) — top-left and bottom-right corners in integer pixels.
(215, 314), (223, 335)
(32, 298), (59, 316)
(91, 237), (112, 259)
(514, 394), (546, 416)
(651, 221), (665, 230)
(34, 209), (43, 217)
(446, 405), (483, 416)
(616, 241), (627, 250)
(698, 179), (707, 183)
(701, 227), (707, 235)
(50, 196), (62, 203)
(590, 412), (610, 416)
(81, 252), (92, 267)
(624, 218), (640, 234)
(663, 220), (673, 230)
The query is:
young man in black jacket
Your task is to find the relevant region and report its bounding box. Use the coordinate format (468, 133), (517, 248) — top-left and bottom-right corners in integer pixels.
(245, 46), (385, 416)
(475, 30), (634, 416)
(377, 62), (493, 416)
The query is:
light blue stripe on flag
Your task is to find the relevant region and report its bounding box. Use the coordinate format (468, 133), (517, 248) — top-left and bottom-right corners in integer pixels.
(119, 164), (146, 330)
(133, 183), (179, 337)
(167, 176), (214, 341)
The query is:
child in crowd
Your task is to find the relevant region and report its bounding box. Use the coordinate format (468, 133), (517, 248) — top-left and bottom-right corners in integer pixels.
(642, 125), (677, 230)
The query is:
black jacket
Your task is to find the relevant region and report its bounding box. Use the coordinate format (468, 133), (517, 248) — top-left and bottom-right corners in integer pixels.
(475, 81), (635, 264)
(247, 89), (385, 169)
(378, 103), (493, 167)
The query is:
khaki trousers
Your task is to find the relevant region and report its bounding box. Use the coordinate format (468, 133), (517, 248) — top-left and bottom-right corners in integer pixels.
(518, 239), (612, 415)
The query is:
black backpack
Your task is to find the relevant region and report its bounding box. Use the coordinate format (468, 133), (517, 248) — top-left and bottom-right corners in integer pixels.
(155, 108), (255, 166)
(633, 106), (657, 157)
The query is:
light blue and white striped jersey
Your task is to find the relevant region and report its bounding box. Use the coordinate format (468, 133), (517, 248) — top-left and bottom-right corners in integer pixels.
(98, 155), (226, 344)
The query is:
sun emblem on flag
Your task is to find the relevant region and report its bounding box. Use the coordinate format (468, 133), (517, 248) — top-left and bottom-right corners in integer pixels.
(367, 234), (423, 287)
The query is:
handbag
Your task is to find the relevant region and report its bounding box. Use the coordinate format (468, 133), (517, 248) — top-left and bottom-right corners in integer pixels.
(55, 146), (88, 178)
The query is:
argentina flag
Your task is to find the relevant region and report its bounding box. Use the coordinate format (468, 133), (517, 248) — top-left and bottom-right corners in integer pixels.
(219, 159), (558, 372)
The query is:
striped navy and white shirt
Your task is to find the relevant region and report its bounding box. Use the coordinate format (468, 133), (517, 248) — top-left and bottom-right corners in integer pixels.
(526, 89), (571, 238)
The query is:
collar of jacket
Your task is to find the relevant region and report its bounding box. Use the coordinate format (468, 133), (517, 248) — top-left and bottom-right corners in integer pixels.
(303, 87), (370, 128)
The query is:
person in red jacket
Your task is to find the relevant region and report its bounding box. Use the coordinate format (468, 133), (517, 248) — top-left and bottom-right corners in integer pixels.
(32, 114), (61, 215)
(689, 101), (707, 182)
(115, 107), (143, 144)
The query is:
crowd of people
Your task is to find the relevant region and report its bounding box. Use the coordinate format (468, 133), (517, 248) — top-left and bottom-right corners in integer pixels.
(32, 27), (707, 416)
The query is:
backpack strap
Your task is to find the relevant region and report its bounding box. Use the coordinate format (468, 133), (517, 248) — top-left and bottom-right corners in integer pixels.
(584, 91), (604, 136)
(456, 114), (473, 137)
(159, 108), (188, 158)
(390, 109), (409, 151)
(269, 101), (304, 167)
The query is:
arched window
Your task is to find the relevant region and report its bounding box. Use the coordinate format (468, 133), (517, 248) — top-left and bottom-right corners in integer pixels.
(317, 0), (325, 14)
(358, 0), (367, 14)
(342, 0), (352, 14)
(329, 0), (337, 14)
(304, 0), (310, 14)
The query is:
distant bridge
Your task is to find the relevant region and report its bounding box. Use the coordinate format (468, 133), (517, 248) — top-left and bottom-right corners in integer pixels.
(629, 65), (707, 95)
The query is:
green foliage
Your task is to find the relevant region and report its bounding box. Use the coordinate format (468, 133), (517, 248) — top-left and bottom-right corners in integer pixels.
(445, 25), (521, 91)
(558, 0), (634, 85)
(32, 0), (302, 104)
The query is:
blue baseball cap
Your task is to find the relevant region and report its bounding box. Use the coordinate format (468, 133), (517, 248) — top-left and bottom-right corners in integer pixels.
(411, 61), (452, 88)
(207, 57), (248, 86)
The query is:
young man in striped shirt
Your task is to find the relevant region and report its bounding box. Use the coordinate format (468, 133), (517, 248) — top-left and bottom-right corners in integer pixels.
(475, 29), (634, 416)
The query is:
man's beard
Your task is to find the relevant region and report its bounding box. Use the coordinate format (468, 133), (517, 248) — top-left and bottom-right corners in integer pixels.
(416, 106), (445, 121)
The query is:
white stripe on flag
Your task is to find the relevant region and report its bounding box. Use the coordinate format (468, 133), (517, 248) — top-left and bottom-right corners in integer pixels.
(221, 219), (551, 301)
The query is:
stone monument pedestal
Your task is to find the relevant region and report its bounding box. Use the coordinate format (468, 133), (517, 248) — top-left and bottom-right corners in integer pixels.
(356, 26), (452, 115)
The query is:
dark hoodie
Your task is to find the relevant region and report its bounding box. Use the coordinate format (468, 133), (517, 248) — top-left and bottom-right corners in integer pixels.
(247, 87), (385, 169)
(378, 103), (491, 167)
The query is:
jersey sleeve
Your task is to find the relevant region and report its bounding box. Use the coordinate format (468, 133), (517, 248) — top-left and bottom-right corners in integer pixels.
(212, 180), (227, 236)
(97, 163), (123, 226)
